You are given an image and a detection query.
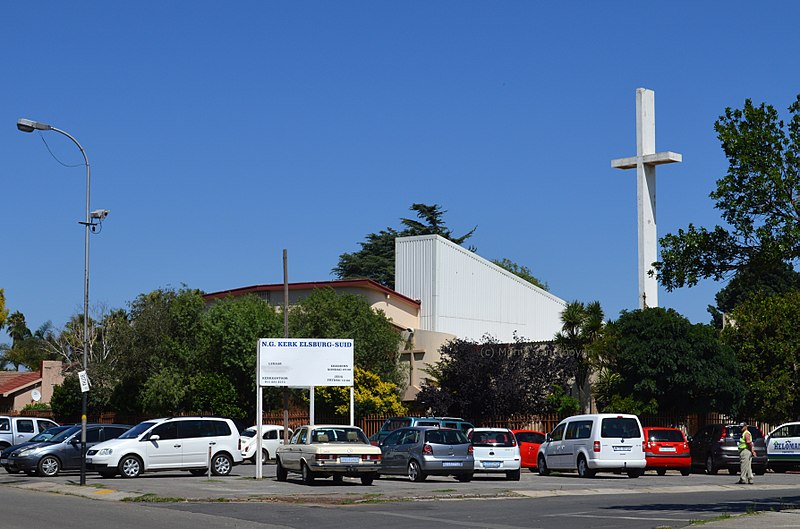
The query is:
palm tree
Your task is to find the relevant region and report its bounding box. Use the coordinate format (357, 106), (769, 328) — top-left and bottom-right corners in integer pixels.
(554, 301), (604, 413)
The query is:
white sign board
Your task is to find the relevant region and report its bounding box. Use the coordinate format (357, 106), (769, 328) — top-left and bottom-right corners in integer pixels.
(78, 370), (91, 393)
(258, 338), (354, 387)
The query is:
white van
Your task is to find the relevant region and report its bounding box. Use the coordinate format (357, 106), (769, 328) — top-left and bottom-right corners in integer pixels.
(538, 413), (646, 478)
(85, 416), (243, 478)
(766, 421), (800, 472)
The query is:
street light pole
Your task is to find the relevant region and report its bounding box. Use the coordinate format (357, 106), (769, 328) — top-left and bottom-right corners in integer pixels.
(17, 118), (94, 486)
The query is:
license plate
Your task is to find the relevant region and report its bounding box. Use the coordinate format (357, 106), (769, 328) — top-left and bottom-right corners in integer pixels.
(660, 446), (676, 452)
(613, 446), (632, 452)
(85, 458), (92, 464)
(340, 456), (360, 463)
(442, 461), (463, 467)
(483, 461), (501, 468)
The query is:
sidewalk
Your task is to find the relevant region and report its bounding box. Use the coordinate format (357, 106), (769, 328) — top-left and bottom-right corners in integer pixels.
(694, 509), (800, 528)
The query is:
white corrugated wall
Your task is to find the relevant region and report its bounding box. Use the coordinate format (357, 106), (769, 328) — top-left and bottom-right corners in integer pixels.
(395, 235), (566, 342)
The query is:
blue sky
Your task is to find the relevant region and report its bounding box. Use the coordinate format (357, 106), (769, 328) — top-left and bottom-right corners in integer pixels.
(3, 1), (799, 339)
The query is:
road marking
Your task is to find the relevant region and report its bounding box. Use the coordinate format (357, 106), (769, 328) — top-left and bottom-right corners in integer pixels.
(547, 512), (693, 522)
(367, 509), (543, 529)
(93, 489), (116, 495)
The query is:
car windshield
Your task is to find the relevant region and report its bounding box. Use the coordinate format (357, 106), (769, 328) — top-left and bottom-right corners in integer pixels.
(118, 422), (157, 439)
(311, 427), (369, 444)
(48, 426), (81, 443)
(381, 418), (411, 432)
(601, 418), (641, 439)
(728, 426), (764, 440)
(515, 431), (546, 444)
(30, 426), (71, 443)
(240, 429), (256, 438)
(425, 429), (468, 445)
(648, 430), (684, 443)
(471, 430), (515, 447)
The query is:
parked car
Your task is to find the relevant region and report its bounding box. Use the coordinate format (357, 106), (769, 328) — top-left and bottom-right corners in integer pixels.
(643, 427), (691, 476)
(3, 424), (131, 476)
(378, 426), (473, 482)
(689, 423), (767, 475)
(538, 414), (646, 478)
(370, 417), (475, 445)
(276, 424), (381, 485)
(240, 425), (292, 464)
(468, 427), (521, 480)
(85, 416), (244, 478)
(0, 416), (59, 450)
(1, 425), (73, 474)
(512, 429), (546, 471)
(764, 422), (800, 473)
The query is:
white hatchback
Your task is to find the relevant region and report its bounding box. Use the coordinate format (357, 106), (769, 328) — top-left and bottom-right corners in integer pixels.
(240, 425), (291, 464)
(85, 417), (243, 478)
(468, 428), (521, 480)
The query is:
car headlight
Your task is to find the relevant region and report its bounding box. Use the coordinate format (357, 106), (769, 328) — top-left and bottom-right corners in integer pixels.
(96, 448), (114, 456)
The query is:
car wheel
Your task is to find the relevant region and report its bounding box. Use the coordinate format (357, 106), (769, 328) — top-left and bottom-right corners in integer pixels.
(211, 453), (232, 476)
(506, 469), (521, 481)
(538, 454), (550, 476)
(728, 468), (738, 475)
(189, 469), (207, 476)
(301, 462), (315, 485)
(119, 455), (143, 478)
(99, 469), (117, 479)
(276, 457), (287, 481)
(771, 466), (787, 473)
(332, 474), (344, 483)
(408, 460), (426, 482)
(360, 474), (375, 486)
(577, 456), (595, 478)
(656, 469), (667, 476)
(754, 467), (766, 476)
(261, 449), (269, 465)
(627, 469), (642, 478)
(38, 456), (61, 477)
(456, 472), (473, 482)
(680, 468), (691, 476)
(705, 455), (718, 475)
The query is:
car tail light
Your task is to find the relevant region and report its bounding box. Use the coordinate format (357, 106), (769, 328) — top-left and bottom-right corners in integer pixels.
(594, 441), (601, 452)
(362, 454), (381, 461)
(644, 441), (651, 450)
(423, 443), (433, 455)
(468, 445), (473, 455)
(315, 454), (336, 461)
(719, 427), (727, 442)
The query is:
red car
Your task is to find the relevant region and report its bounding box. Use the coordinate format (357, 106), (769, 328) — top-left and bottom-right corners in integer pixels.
(643, 427), (691, 476)
(512, 429), (546, 471)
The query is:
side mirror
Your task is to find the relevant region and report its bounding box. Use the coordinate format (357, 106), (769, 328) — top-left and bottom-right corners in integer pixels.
(686, 435), (693, 443)
(148, 434), (161, 442)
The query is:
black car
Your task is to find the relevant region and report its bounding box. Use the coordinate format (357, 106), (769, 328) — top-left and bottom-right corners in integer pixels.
(689, 423), (767, 475)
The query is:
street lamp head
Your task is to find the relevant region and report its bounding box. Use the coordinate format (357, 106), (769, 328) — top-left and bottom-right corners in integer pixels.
(17, 118), (52, 133)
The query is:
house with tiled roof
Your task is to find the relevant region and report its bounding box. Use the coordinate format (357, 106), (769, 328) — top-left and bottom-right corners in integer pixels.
(0, 361), (64, 414)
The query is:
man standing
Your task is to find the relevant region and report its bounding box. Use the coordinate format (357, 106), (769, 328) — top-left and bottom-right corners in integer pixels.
(738, 422), (755, 484)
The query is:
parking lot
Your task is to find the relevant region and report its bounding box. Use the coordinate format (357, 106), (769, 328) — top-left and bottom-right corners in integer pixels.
(3, 460), (800, 504)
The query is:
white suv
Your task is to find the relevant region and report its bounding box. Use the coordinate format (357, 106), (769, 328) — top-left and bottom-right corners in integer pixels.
(86, 417), (243, 478)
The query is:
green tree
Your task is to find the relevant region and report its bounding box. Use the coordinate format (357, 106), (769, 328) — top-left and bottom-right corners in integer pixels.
(196, 294), (284, 417)
(333, 203), (476, 289)
(722, 291), (800, 424)
(594, 308), (741, 416)
(656, 96), (800, 295)
(416, 336), (575, 419)
(311, 367), (407, 417)
(289, 288), (403, 385)
(554, 301), (604, 413)
(0, 289), (8, 330)
(491, 258), (548, 291)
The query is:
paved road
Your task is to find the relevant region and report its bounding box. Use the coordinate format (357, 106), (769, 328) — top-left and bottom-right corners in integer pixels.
(4, 464), (800, 529)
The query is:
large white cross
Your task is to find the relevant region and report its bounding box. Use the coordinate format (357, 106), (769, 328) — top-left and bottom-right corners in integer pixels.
(611, 88), (682, 309)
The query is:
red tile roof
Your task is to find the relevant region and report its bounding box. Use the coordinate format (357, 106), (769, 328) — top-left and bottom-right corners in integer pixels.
(203, 278), (421, 308)
(0, 371), (42, 397)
